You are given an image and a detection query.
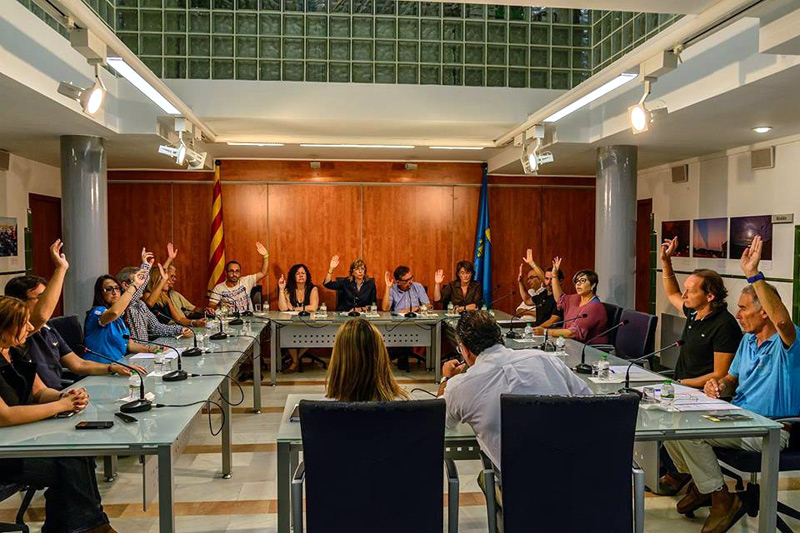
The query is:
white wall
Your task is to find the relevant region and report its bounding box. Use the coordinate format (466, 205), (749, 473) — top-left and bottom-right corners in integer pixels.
(638, 133), (800, 344)
(0, 153), (61, 292)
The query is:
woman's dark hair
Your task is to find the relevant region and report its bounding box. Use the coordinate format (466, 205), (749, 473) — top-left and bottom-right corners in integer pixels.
(4, 275), (47, 300)
(455, 311), (504, 356)
(92, 275), (120, 309)
(691, 269), (728, 310)
(286, 263), (314, 305)
(572, 269), (599, 293)
(455, 261), (474, 280)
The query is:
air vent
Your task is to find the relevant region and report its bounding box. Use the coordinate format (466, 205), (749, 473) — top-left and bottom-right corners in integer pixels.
(751, 147), (775, 170)
(671, 164), (688, 183)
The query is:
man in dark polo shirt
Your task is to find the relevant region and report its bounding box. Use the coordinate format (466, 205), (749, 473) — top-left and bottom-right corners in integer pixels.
(518, 248), (563, 328)
(4, 240), (145, 389)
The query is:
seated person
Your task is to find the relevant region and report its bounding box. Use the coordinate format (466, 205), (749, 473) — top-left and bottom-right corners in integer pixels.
(433, 260), (483, 312)
(144, 264), (206, 329)
(0, 296), (117, 533)
(534, 257), (608, 344)
(325, 318), (408, 401)
(663, 236), (798, 533)
(323, 255), (377, 312)
(439, 311), (591, 473)
(278, 263), (320, 372)
(4, 241), (145, 389)
(84, 274), (156, 363)
(208, 241), (269, 314)
(517, 248), (562, 327)
(382, 266), (430, 313)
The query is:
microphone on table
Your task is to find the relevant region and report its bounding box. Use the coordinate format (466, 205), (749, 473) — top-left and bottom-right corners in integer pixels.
(152, 310), (203, 357)
(404, 287), (417, 318)
(229, 311), (244, 326)
(81, 345), (152, 413)
(348, 293), (361, 317)
(126, 335), (193, 382)
(486, 286), (514, 310)
(619, 340), (684, 398)
(574, 319), (630, 374)
(505, 310), (531, 339)
(540, 313), (588, 349)
(205, 289), (243, 324)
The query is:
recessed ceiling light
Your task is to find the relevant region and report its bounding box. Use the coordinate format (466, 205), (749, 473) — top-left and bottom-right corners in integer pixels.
(752, 126), (772, 134)
(227, 142), (285, 146)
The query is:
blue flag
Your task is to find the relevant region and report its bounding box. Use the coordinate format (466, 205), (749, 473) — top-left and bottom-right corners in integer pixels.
(473, 164), (492, 306)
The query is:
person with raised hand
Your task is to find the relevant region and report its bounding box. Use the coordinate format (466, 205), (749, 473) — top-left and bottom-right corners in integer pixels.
(663, 235), (799, 533)
(208, 241), (269, 313)
(4, 240), (145, 389)
(433, 261), (482, 312)
(144, 245), (207, 328)
(323, 255), (377, 312)
(516, 248), (562, 327)
(382, 266), (430, 313)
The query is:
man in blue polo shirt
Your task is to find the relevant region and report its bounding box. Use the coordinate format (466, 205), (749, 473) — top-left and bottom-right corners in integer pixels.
(665, 235), (799, 533)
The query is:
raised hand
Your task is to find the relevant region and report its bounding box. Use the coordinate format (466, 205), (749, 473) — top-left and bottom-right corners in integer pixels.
(131, 269), (148, 288)
(167, 242), (178, 260)
(518, 263), (524, 281)
(278, 275), (286, 291)
(740, 235), (762, 277)
(384, 271), (393, 287)
(255, 242), (268, 256)
(523, 248), (535, 267)
(660, 237), (678, 261)
(50, 239), (69, 270)
(552, 256), (562, 274)
(330, 255), (340, 271)
(434, 269), (445, 284)
(141, 248), (155, 266)
(157, 262), (167, 280)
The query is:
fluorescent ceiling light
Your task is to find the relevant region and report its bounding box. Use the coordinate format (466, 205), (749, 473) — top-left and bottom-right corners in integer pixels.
(752, 126), (772, 134)
(543, 73), (637, 123)
(300, 144), (415, 149)
(107, 57), (180, 115)
(429, 146), (485, 150)
(227, 142), (285, 146)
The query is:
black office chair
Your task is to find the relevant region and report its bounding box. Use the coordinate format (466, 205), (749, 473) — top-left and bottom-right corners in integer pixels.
(482, 393), (643, 533)
(292, 399), (457, 533)
(0, 483), (38, 533)
(714, 418), (800, 532)
(250, 285), (263, 310)
(614, 309), (658, 361)
(602, 302), (623, 345)
(47, 315), (85, 387)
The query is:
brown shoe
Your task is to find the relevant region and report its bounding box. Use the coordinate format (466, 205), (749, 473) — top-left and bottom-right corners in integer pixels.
(701, 486), (746, 533)
(677, 482), (712, 516)
(660, 471), (692, 496)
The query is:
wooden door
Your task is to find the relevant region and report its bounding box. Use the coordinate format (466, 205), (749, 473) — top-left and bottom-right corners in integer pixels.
(635, 198), (653, 313)
(29, 193), (63, 316)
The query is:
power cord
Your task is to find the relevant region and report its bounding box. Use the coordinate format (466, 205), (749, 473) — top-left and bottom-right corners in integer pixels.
(156, 399), (226, 436)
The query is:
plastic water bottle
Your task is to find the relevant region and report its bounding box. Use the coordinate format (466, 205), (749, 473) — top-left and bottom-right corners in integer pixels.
(153, 351), (165, 375)
(320, 302), (327, 317)
(447, 302), (454, 315)
(128, 374), (139, 401)
(661, 380), (675, 406)
(481, 304), (488, 313)
(554, 336), (566, 357)
(523, 323), (534, 339)
(596, 354), (610, 380)
(264, 302), (270, 312)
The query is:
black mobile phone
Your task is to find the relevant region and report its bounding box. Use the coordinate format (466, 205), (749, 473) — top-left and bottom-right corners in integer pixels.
(115, 412), (137, 424)
(75, 421), (114, 430)
(55, 410), (76, 419)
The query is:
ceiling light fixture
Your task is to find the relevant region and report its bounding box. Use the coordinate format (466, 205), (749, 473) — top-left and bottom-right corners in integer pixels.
(57, 66), (106, 116)
(752, 126), (772, 134)
(226, 142), (285, 146)
(429, 146), (485, 150)
(158, 140), (187, 166)
(543, 73), (637, 123)
(520, 139), (554, 175)
(628, 77), (668, 134)
(299, 144), (415, 149)
(107, 57), (180, 115)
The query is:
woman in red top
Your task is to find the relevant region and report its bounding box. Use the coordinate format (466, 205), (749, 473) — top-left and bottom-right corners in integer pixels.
(535, 257), (608, 344)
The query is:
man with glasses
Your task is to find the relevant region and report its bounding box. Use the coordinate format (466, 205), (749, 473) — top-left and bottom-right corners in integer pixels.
(208, 241), (269, 314)
(516, 248), (563, 327)
(381, 265), (430, 313)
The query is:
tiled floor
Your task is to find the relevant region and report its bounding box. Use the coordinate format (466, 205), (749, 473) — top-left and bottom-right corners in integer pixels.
(2, 363), (798, 532)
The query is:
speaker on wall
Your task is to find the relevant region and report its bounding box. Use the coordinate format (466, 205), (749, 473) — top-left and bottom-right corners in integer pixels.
(751, 147), (775, 170)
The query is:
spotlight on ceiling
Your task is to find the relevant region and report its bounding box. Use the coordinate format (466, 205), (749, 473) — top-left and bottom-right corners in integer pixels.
(186, 149), (207, 170)
(158, 140), (188, 166)
(57, 67), (106, 116)
(520, 140), (553, 175)
(752, 126), (772, 134)
(628, 77), (667, 134)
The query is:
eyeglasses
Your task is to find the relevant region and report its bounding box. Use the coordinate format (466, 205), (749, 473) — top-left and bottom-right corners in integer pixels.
(574, 278), (589, 285)
(398, 276), (414, 283)
(103, 286), (121, 294)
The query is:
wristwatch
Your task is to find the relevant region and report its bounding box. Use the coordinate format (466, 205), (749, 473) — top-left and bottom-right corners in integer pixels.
(747, 271), (765, 284)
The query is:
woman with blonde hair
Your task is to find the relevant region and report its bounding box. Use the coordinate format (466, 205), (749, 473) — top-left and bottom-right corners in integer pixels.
(323, 255), (377, 312)
(326, 318), (408, 401)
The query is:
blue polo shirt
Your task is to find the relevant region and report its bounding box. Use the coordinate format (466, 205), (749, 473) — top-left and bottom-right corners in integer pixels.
(729, 325), (800, 418)
(83, 306), (130, 363)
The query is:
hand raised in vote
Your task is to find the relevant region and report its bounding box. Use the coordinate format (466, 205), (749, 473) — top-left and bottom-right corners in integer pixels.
(157, 262), (167, 280)
(740, 235), (763, 277)
(660, 237), (678, 261)
(523, 248), (535, 268)
(167, 242), (178, 260)
(131, 269), (148, 288)
(551, 256), (562, 274)
(141, 247), (155, 266)
(278, 275), (286, 291)
(434, 269), (445, 285)
(49, 239), (69, 270)
(329, 255), (340, 270)
(384, 271), (394, 288)
(255, 242), (268, 256)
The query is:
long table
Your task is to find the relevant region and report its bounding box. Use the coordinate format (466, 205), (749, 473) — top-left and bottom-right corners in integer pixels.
(0, 321), (264, 533)
(275, 338), (782, 533)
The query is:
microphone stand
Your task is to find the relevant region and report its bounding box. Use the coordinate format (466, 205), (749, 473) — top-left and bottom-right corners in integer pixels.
(348, 291), (361, 317)
(229, 310), (244, 326)
(129, 336), (189, 382)
(151, 310), (203, 358)
(298, 288), (311, 317)
(619, 340), (684, 398)
(404, 287), (417, 318)
(574, 319), (629, 374)
(82, 346), (152, 413)
(536, 313), (588, 351)
(210, 315), (228, 340)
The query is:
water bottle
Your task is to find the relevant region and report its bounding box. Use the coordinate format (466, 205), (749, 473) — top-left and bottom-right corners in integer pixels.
(596, 354), (610, 380)
(554, 336), (566, 357)
(153, 350), (165, 375)
(480, 304), (488, 313)
(264, 302), (270, 312)
(523, 323), (534, 339)
(661, 380), (675, 406)
(320, 302), (328, 317)
(128, 374), (139, 401)
(447, 302), (454, 315)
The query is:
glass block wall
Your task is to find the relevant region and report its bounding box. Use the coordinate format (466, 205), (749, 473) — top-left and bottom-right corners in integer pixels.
(591, 10), (681, 73)
(15, 0), (115, 36)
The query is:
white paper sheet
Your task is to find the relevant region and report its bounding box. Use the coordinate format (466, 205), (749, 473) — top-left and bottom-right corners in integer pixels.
(130, 348), (180, 361)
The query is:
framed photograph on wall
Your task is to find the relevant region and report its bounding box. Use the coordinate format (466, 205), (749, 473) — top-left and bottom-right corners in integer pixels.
(0, 217), (18, 257)
(693, 218), (728, 259)
(730, 215), (773, 260)
(661, 220), (690, 256)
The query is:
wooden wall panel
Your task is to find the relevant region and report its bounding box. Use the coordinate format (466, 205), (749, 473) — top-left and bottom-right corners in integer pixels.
(541, 187), (596, 292)
(267, 184), (361, 309)
(107, 183), (173, 277)
(362, 186), (453, 305)
(172, 184), (213, 306)
(452, 186), (480, 274)
(488, 187), (543, 314)
(219, 184), (269, 303)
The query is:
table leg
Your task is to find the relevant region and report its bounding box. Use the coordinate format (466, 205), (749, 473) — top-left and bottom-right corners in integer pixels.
(221, 376), (233, 479)
(434, 321), (442, 380)
(277, 441), (291, 533)
(759, 427), (780, 532)
(158, 445), (176, 533)
(270, 321), (278, 387)
(103, 455), (118, 482)
(252, 335), (262, 413)
(289, 449), (299, 530)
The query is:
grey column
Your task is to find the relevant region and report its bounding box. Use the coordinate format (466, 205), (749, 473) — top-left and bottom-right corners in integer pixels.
(595, 145), (637, 308)
(60, 135), (108, 316)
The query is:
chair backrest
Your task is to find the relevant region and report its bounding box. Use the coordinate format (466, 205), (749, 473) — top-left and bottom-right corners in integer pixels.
(299, 399), (445, 533)
(501, 393), (639, 533)
(332, 277), (347, 311)
(602, 302), (623, 344)
(250, 285), (262, 308)
(615, 309), (658, 360)
(48, 315), (83, 354)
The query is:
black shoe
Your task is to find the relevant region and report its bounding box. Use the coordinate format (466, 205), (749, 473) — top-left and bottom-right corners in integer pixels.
(397, 356), (410, 371)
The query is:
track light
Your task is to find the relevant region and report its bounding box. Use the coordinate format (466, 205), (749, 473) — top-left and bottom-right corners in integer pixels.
(520, 140), (554, 174)
(158, 140), (187, 166)
(628, 77), (667, 134)
(57, 66), (106, 116)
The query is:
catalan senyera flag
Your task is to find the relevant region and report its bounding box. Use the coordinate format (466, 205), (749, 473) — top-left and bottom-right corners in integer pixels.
(207, 162), (226, 291)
